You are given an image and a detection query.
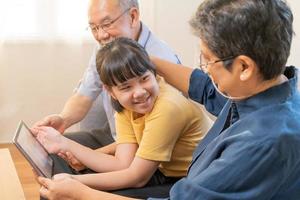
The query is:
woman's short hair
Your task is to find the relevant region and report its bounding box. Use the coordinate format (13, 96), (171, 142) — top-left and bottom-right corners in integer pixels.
(190, 0), (294, 80)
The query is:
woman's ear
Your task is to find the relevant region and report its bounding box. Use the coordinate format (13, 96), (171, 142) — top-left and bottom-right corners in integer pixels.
(129, 7), (140, 28)
(104, 85), (117, 100)
(236, 55), (256, 81)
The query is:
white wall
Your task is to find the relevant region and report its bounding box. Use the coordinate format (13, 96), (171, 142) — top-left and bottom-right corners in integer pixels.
(140, 0), (200, 67)
(0, 41), (95, 142)
(287, 0), (300, 68)
(1, 0), (300, 142)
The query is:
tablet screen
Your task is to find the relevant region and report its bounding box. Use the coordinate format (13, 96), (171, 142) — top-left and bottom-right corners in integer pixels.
(13, 121), (53, 178)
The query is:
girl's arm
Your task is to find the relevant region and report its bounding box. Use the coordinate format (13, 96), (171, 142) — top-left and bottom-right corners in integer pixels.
(65, 142), (138, 172)
(34, 126), (137, 172)
(71, 156), (160, 191)
(59, 142), (118, 172)
(96, 142), (117, 155)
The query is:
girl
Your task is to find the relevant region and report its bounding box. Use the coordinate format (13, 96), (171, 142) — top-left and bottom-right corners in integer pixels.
(33, 38), (212, 194)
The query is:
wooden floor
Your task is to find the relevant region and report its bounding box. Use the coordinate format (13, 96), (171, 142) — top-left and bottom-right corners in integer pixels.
(0, 143), (40, 200)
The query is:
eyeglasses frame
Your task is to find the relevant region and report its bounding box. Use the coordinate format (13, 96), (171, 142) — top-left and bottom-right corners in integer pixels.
(87, 8), (131, 34)
(199, 54), (236, 73)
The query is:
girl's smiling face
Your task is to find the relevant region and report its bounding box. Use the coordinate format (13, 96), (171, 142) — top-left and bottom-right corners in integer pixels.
(108, 70), (159, 115)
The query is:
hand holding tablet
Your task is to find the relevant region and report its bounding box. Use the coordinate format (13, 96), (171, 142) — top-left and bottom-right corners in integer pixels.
(13, 121), (53, 178)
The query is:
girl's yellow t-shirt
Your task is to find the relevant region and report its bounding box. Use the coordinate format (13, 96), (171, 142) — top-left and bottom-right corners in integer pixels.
(116, 78), (212, 177)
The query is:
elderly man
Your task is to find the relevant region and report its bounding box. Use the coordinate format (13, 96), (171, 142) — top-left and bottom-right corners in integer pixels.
(33, 0), (180, 173)
(38, 0), (300, 199)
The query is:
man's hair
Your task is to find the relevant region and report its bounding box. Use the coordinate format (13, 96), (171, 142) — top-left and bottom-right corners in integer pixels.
(190, 0), (294, 80)
(96, 37), (155, 112)
(119, 0), (139, 10)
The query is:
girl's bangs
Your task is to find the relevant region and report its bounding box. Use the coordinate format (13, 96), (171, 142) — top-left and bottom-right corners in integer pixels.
(103, 52), (154, 86)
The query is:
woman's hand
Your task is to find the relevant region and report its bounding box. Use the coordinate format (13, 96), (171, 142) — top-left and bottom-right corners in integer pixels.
(38, 176), (90, 200)
(53, 173), (73, 181)
(38, 176), (134, 200)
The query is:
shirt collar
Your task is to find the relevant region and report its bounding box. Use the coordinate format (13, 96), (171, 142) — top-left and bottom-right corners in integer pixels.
(233, 66), (298, 120)
(137, 22), (151, 48)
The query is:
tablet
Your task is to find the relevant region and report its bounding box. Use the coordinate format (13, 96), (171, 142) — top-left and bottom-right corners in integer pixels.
(13, 121), (53, 178)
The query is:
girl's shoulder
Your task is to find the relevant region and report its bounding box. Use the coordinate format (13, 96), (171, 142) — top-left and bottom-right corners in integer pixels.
(157, 77), (188, 105)
(115, 109), (132, 121)
(151, 79), (187, 115)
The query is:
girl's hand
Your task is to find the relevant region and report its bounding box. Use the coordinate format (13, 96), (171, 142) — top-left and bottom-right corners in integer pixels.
(32, 126), (68, 154)
(58, 151), (86, 172)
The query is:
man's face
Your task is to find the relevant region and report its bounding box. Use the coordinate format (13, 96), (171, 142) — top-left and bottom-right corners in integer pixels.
(199, 40), (242, 98)
(88, 0), (136, 45)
